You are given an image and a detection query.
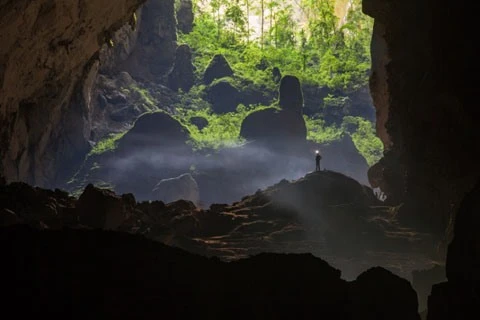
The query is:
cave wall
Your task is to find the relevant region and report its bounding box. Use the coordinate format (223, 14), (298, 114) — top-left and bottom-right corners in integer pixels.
(0, 0), (147, 186)
(364, 0), (477, 246)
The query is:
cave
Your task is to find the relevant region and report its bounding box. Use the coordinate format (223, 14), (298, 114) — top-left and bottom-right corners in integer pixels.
(0, 0), (477, 319)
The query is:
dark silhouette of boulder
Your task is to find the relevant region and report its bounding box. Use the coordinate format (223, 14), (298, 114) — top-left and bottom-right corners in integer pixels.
(240, 75), (306, 146)
(168, 44), (194, 92)
(152, 173), (200, 205)
(427, 179), (480, 320)
(240, 107), (307, 144)
(0, 225), (421, 320)
(318, 135), (370, 185)
(0, 208), (21, 227)
(279, 75), (303, 113)
(176, 0), (194, 34)
(190, 116), (208, 130)
(350, 267), (421, 320)
(0, 182), (75, 226)
(206, 78), (240, 114)
(203, 54), (234, 85)
(77, 184), (135, 229)
(117, 111), (190, 150)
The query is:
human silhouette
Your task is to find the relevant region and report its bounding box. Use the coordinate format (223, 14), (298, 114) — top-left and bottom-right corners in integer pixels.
(315, 150), (322, 171)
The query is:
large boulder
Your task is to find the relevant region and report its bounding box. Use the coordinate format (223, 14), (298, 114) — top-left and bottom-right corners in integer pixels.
(77, 184), (136, 230)
(240, 107), (307, 145)
(240, 75), (306, 147)
(152, 173), (200, 205)
(318, 135), (370, 185)
(279, 75), (303, 113)
(168, 44), (195, 92)
(350, 267), (421, 320)
(176, 0), (194, 34)
(427, 179), (480, 320)
(206, 78), (241, 114)
(117, 111), (190, 151)
(203, 54), (234, 85)
(190, 116), (209, 130)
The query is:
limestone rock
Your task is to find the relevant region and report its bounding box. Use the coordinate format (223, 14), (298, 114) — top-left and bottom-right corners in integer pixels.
(117, 111), (190, 150)
(319, 135), (370, 186)
(176, 0), (194, 34)
(0, 0), (146, 186)
(206, 78), (240, 114)
(350, 267), (421, 320)
(240, 75), (306, 146)
(77, 184), (135, 230)
(278, 75), (303, 113)
(168, 44), (194, 92)
(240, 107), (307, 145)
(152, 173), (200, 205)
(119, 0), (178, 80)
(190, 116), (209, 130)
(203, 54), (234, 85)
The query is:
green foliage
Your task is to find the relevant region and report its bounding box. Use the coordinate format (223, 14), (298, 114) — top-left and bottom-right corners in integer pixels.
(304, 116), (344, 144)
(129, 85), (157, 110)
(305, 115), (383, 166)
(183, 0), (373, 90)
(174, 104), (275, 150)
(342, 116), (384, 166)
(89, 132), (126, 156)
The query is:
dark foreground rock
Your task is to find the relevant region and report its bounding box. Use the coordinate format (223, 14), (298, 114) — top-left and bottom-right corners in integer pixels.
(0, 225), (420, 320)
(426, 179), (480, 320)
(1, 170), (437, 281)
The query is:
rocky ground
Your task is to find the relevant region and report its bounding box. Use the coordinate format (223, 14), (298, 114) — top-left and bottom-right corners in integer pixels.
(1, 170), (439, 282)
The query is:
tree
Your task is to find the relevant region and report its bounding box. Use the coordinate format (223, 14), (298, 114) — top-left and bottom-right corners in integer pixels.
(225, 1), (246, 43)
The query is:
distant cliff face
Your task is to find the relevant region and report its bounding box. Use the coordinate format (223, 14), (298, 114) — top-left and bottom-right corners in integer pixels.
(364, 0), (478, 244)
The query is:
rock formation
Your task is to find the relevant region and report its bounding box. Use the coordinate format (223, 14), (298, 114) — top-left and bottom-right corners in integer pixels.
(77, 183), (136, 229)
(152, 173), (200, 205)
(119, 0), (178, 80)
(0, 170), (436, 280)
(0, 0), (147, 187)
(206, 78), (241, 114)
(176, 0), (194, 34)
(190, 116), (208, 130)
(240, 75), (307, 147)
(203, 54), (234, 85)
(117, 111), (190, 151)
(349, 267), (421, 320)
(278, 75), (303, 113)
(364, 0), (479, 247)
(167, 44), (195, 92)
(0, 225), (421, 320)
(318, 135), (370, 186)
(426, 179), (480, 319)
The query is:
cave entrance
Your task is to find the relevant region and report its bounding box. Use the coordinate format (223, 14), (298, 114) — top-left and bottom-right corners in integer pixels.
(71, 0), (382, 208)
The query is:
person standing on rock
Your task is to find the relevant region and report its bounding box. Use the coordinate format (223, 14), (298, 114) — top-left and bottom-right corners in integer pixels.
(315, 150), (322, 171)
